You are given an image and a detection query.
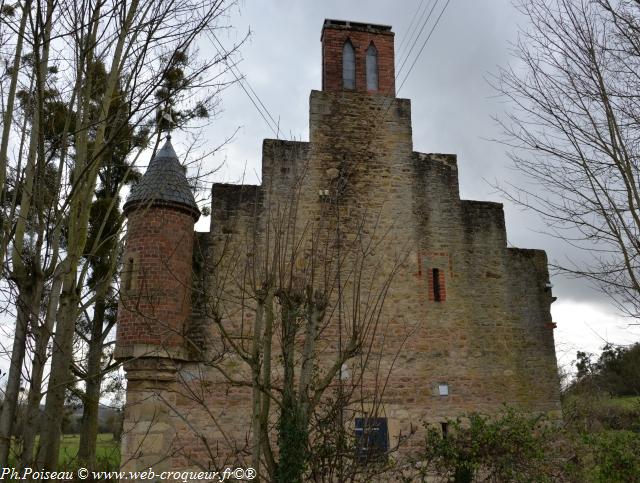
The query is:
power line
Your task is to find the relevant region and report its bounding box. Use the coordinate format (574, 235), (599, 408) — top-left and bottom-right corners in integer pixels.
(344, 0), (452, 165)
(207, 0), (452, 146)
(209, 32), (282, 139)
(398, 0), (452, 93)
(396, 0), (440, 83)
(396, 0), (427, 57)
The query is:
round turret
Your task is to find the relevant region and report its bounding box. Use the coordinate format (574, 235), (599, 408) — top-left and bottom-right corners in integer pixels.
(115, 138), (199, 360)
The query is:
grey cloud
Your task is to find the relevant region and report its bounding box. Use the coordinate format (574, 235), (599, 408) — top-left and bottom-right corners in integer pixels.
(200, 1), (627, 316)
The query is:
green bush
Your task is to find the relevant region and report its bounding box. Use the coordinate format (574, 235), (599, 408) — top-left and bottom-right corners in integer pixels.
(579, 430), (640, 483)
(399, 402), (640, 482)
(408, 407), (561, 482)
(563, 392), (640, 433)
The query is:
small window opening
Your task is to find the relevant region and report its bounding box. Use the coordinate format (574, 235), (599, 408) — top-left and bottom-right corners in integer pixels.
(355, 417), (389, 463)
(432, 268), (442, 302)
(438, 383), (449, 396)
(124, 257), (135, 292)
(343, 40), (356, 89)
(366, 43), (378, 91)
(340, 362), (351, 380)
(441, 422), (449, 439)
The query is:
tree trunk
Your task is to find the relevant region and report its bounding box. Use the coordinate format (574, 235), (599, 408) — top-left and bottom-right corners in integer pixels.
(78, 296), (106, 472)
(250, 298), (264, 476)
(0, 0), (55, 464)
(0, 285), (33, 466)
(260, 292), (276, 478)
(20, 271), (63, 469)
(37, 276), (80, 470)
(0, 2), (50, 461)
(276, 296), (308, 483)
(38, 0), (139, 468)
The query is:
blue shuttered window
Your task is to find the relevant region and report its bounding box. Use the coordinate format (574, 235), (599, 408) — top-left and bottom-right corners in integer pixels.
(355, 417), (389, 463)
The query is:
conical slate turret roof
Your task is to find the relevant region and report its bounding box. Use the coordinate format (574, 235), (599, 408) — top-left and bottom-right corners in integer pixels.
(124, 138), (200, 220)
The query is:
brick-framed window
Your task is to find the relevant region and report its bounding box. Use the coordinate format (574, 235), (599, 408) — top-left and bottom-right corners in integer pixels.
(428, 267), (446, 302)
(355, 417), (389, 463)
(366, 42), (378, 91)
(343, 39), (356, 89)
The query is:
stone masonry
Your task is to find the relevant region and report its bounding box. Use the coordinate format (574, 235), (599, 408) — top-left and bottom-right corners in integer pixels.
(115, 18), (561, 480)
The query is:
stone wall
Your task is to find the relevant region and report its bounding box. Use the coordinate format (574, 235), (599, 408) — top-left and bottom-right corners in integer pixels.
(148, 89), (562, 472)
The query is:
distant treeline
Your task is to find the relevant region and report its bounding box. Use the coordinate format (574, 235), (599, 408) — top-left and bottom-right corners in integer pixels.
(0, 403), (123, 438)
(571, 342), (640, 397)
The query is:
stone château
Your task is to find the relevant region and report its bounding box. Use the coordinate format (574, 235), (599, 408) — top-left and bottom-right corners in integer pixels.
(115, 19), (561, 479)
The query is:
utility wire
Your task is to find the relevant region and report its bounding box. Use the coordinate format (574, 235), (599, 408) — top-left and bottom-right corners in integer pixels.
(351, 0), (453, 153)
(209, 32), (282, 139)
(396, 0), (427, 57)
(398, 0), (452, 93)
(396, 0), (434, 69)
(207, 0), (452, 146)
(396, 0), (440, 83)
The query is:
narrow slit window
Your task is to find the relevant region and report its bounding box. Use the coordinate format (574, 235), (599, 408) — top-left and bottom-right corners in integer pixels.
(432, 268), (442, 302)
(441, 422), (449, 439)
(343, 40), (356, 89)
(366, 43), (378, 91)
(125, 257), (135, 292)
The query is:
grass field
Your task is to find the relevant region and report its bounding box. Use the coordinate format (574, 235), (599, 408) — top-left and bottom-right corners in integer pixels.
(58, 434), (120, 468)
(606, 395), (640, 410)
(564, 394), (640, 409)
(10, 434), (120, 470)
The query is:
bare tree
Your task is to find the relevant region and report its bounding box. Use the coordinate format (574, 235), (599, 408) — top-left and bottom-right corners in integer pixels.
(0, 0), (242, 470)
(131, 148), (412, 482)
(0, 0), (31, 266)
(0, 0), (56, 465)
(494, 0), (640, 318)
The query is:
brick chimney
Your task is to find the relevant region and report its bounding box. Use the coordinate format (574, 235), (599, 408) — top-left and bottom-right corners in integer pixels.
(115, 137), (200, 361)
(321, 19), (395, 95)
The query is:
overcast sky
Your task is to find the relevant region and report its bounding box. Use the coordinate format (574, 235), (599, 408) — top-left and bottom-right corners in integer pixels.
(2, 0), (635, 396)
(187, 0), (639, 371)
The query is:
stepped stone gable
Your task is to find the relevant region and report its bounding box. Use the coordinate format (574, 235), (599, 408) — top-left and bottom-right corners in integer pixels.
(115, 18), (561, 478)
